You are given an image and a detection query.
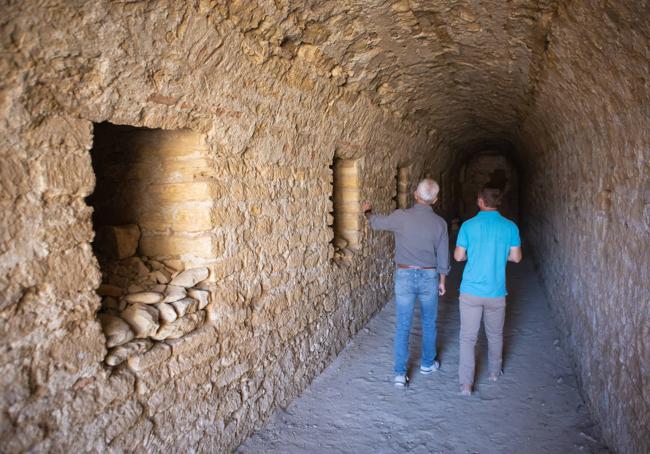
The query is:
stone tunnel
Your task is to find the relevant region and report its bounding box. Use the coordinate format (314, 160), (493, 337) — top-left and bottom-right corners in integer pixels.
(0, 1), (648, 453)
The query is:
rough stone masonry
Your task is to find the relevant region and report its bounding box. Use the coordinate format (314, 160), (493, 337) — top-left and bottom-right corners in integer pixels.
(0, 1), (648, 453)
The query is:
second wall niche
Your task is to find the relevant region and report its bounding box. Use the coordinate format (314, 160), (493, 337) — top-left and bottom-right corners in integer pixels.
(396, 165), (412, 209)
(331, 158), (361, 262)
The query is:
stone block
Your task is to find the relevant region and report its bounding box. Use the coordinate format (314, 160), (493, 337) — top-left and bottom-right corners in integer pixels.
(134, 159), (213, 184)
(148, 182), (216, 203)
(170, 297), (198, 317)
(37, 152), (95, 196)
(0, 154), (33, 198)
(127, 342), (171, 373)
(165, 325), (218, 357)
(187, 288), (210, 309)
(170, 206), (214, 232)
(98, 313), (134, 348)
(139, 234), (221, 259)
(169, 267), (210, 288)
(155, 302), (178, 324)
(151, 310), (205, 340)
(138, 205), (214, 233)
(105, 339), (153, 367)
(124, 291), (164, 305)
(102, 400), (144, 443)
(121, 304), (159, 338)
(162, 285), (187, 303)
(107, 418), (153, 453)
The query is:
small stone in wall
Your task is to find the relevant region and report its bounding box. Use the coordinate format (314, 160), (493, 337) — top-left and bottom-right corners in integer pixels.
(162, 285), (187, 303)
(187, 288), (210, 310)
(333, 237), (348, 250)
(124, 256), (151, 277)
(171, 297), (198, 317)
(125, 291), (164, 304)
(146, 259), (166, 271)
(151, 269), (171, 284)
(151, 310), (206, 341)
(105, 339), (153, 367)
(98, 313), (135, 348)
(127, 284), (145, 294)
(156, 302), (178, 324)
(127, 342), (172, 372)
(121, 304), (160, 338)
(162, 259), (183, 272)
(150, 284), (167, 293)
(169, 267), (209, 288)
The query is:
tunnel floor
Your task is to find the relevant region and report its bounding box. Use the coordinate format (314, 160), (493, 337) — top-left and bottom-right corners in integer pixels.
(238, 260), (609, 453)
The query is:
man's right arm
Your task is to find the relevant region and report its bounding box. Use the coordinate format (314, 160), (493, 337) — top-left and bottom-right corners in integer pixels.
(362, 201), (400, 232)
(454, 246), (467, 262)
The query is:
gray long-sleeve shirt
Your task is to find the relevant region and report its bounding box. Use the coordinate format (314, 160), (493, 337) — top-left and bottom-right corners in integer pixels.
(367, 203), (450, 273)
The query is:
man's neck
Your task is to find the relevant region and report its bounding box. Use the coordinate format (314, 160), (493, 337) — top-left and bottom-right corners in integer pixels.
(480, 208), (498, 212)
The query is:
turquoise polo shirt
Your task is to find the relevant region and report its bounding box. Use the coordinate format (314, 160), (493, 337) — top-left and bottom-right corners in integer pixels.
(457, 211), (521, 298)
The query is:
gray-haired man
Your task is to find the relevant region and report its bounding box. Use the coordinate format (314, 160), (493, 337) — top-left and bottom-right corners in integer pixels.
(363, 179), (450, 387)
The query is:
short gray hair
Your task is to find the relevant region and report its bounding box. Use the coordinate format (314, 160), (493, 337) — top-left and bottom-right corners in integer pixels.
(415, 179), (440, 203)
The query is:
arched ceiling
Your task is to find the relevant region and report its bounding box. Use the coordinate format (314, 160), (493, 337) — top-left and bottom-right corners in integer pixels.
(223, 0), (557, 150)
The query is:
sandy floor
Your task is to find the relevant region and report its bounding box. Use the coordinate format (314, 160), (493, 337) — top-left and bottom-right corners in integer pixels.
(238, 260), (608, 453)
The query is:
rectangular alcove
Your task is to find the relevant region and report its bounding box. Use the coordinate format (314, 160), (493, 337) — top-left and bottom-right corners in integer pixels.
(395, 165), (412, 209)
(87, 122), (215, 368)
(330, 158), (361, 261)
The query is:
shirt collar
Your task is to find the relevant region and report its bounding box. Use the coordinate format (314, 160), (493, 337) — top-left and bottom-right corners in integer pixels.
(413, 203), (433, 211)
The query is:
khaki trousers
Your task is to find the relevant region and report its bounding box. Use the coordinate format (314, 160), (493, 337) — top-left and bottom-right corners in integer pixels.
(458, 293), (506, 385)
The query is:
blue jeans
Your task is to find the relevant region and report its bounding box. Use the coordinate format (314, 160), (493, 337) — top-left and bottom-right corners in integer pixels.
(393, 268), (439, 375)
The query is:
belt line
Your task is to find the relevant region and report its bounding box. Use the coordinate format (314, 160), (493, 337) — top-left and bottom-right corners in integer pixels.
(396, 263), (436, 270)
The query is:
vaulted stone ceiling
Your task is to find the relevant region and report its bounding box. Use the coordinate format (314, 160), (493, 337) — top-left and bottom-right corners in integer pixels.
(225, 0), (556, 148)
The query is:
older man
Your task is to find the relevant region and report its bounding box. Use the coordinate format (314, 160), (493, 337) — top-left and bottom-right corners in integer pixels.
(454, 186), (522, 396)
(362, 179), (450, 387)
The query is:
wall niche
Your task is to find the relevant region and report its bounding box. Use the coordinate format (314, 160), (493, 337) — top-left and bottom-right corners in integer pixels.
(395, 164), (412, 209)
(330, 158), (361, 262)
(87, 122), (216, 367)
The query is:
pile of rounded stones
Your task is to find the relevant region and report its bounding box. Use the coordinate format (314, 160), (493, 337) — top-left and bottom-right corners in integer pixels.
(332, 237), (353, 264)
(96, 257), (211, 367)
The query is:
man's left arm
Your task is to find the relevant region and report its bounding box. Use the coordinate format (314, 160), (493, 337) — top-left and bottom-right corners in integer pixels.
(454, 222), (468, 262)
(436, 222), (451, 296)
(507, 223), (523, 263)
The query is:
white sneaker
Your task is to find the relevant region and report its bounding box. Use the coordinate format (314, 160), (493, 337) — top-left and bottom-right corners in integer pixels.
(420, 360), (440, 374)
(394, 375), (408, 387)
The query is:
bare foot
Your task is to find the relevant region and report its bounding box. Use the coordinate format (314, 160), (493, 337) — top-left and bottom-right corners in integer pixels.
(460, 384), (471, 396)
(488, 373), (499, 382)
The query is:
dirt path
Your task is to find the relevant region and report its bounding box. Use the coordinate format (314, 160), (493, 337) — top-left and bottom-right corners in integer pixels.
(238, 261), (608, 453)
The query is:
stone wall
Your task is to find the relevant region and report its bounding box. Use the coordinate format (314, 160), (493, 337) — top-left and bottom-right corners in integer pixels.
(0, 2), (435, 451)
(1, 0), (647, 452)
(519, 2), (649, 453)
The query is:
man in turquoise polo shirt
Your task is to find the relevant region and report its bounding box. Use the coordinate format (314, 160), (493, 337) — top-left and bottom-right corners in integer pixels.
(454, 186), (522, 396)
